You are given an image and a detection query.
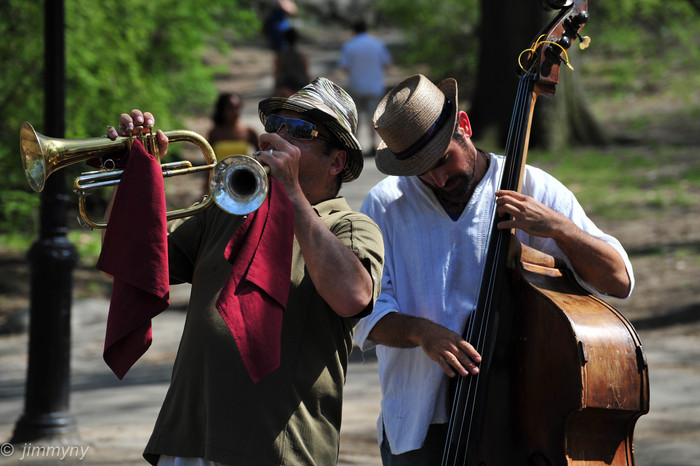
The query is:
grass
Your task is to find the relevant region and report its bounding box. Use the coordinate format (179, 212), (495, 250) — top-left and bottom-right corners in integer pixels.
(0, 229), (103, 264)
(525, 21), (700, 221)
(528, 145), (700, 220)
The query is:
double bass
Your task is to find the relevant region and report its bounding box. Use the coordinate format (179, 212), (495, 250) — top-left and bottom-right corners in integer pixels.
(441, 1), (650, 464)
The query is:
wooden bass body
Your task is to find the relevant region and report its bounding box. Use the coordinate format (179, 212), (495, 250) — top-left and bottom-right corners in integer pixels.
(464, 239), (650, 465)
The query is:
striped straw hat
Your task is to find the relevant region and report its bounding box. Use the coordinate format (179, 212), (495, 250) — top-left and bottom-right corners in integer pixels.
(373, 74), (458, 176)
(258, 77), (363, 182)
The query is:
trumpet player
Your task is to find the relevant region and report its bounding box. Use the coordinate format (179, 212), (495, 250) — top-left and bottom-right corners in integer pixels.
(103, 77), (384, 465)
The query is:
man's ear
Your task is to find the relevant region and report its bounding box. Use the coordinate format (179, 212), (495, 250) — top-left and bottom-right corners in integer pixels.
(458, 111), (472, 138)
(329, 149), (347, 176)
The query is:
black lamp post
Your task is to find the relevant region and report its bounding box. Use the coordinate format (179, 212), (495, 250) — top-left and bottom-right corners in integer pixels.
(11, 0), (79, 443)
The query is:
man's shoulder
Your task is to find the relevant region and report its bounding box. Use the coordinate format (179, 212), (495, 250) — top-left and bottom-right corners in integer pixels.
(346, 33), (384, 49)
(367, 175), (403, 198)
(315, 198), (383, 246)
(362, 176), (419, 217)
(522, 163), (567, 193)
(317, 197), (377, 221)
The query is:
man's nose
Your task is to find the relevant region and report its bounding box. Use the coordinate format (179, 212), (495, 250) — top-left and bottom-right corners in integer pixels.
(426, 168), (449, 188)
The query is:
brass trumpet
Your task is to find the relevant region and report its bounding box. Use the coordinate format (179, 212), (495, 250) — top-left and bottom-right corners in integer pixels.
(20, 122), (270, 229)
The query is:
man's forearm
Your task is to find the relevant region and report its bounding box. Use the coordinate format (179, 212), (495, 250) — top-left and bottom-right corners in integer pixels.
(553, 219), (631, 298)
(367, 312), (427, 348)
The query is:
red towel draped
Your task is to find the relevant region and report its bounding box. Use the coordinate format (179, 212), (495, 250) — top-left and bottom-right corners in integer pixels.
(216, 178), (294, 383)
(97, 140), (169, 380)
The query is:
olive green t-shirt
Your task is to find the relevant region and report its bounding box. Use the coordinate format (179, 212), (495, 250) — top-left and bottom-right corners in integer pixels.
(144, 197), (384, 465)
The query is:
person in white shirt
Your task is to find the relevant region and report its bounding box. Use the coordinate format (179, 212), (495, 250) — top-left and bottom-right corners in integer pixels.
(338, 19), (392, 155)
(354, 74), (634, 465)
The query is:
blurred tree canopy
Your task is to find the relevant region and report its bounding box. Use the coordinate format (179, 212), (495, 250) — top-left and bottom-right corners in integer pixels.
(375, 0), (481, 86)
(0, 0), (261, 233)
(376, 0), (700, 94)
(376, 0), (700, 145)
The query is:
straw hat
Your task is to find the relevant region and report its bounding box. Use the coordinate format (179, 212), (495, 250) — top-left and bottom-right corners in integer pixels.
(373, 74), (458, 176)
(258, 77), (363, 182)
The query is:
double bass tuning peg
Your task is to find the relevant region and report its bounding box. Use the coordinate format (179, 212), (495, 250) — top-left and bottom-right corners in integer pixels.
(578, 34), (591, 50)
(562, 10), (591, 50)
(545, 40), (575, 71)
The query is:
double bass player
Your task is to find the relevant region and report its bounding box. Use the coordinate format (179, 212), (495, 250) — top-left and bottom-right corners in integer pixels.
(354, 74), (634, 464)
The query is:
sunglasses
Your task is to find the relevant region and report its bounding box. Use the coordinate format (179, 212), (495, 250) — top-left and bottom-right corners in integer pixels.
(264, 114), (330, 142)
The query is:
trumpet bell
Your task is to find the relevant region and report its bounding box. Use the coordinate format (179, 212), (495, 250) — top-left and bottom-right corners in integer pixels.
(210, 155), (269, 216)
(20, 122), (46, 192)
(20, 121), (129, 192)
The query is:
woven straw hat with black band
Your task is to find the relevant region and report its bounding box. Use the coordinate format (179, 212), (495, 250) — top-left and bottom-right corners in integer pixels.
(258, 77), (363, 182)
(373, 74), (459, 176)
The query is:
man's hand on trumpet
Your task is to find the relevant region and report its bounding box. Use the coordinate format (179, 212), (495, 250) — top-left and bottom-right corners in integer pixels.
(102, 109), (168, 250)
(106, 109), (169, 157)
(256, 132), (305, 206)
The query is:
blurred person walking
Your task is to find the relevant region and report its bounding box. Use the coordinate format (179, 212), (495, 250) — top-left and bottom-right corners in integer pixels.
(339, 19), (392, 156)
(262, 0), (298, 53)
(273, 28), (311, 98)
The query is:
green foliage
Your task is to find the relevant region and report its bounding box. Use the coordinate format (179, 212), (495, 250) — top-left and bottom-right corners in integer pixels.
(376, 0), (480, 84)
(529, 146), (700, 220)
(0, 0), (260, 234)
(375, 0), (700, 100)
(1, 2), (44, 214)
(575, 2), (700, 100)
(591, 0), (696, 26)
(0, 190), (39, 233)
(0, 229), (103, 266)
(68, 229), (104, 264)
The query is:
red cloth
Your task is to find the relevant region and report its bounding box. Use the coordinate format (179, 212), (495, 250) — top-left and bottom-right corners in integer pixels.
(97, 140), (169, 380)
(216, 178), (294, 383)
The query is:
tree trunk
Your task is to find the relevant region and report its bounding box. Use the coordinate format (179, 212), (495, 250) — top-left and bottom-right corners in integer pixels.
(468, 0), (608, 150)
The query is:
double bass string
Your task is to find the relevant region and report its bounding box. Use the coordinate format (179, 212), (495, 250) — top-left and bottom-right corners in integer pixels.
(441, 70), (537, 465)
(441, 74), (526, 465)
